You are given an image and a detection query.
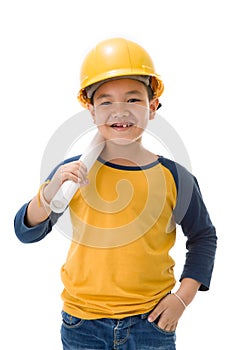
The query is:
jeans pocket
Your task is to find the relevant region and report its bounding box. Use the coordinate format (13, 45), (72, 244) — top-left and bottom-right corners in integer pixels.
(149, 316), (176, 336)
(62, 310), (85, 329)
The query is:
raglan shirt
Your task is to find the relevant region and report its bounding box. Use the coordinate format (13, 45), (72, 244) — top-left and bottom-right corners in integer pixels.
(14, 156), (217, 319)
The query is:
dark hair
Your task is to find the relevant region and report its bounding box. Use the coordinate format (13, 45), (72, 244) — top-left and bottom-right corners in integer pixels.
(91, 84), (154, 104)
(147, 86), (154, 100)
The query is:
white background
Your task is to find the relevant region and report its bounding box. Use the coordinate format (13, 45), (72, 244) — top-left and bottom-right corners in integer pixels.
(0, 0), (232, 349)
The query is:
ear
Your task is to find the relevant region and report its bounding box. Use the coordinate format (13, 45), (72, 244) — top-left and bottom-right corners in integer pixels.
(87, 103), (96, 123)
(149, 98), (160, 120)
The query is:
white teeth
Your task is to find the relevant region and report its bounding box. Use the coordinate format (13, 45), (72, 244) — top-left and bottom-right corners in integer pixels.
(111, 122), (133, 128)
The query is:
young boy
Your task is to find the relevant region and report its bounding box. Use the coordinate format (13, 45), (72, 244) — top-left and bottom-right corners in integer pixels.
(14, 37), (217, 350)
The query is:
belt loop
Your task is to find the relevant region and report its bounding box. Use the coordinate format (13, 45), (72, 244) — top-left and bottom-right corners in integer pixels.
(140, 312), (149, 319)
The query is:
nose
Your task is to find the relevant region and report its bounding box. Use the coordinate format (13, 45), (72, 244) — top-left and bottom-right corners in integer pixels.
(111, 103), (130, 118)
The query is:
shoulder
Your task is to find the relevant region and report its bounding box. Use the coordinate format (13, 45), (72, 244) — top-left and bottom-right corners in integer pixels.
(158, 156), (195, 191)
(158, 156), (200, 224)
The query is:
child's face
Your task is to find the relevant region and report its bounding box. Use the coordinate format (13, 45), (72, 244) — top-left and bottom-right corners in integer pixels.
(88, 79), (159, 144)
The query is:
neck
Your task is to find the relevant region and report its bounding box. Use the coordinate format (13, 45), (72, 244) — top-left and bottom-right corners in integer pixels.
(100, 139), (158, 166)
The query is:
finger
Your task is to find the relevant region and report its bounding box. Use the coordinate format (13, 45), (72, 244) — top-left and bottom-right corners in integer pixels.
(76, 162), (88, 179)
(77, 176), (89, 185)
(163, 322), (177, 332)
(64, 164), (85, 182)
(157, 314), (170, 330)
(79, 178), (89, 187)
(78, 161), (88, 173)
(71, 161), (88, 175)
(77, 169), (88, 184)
(170, 322), (177, 332)
(58, 166), (80, 184)
(147, 306), (164, 323)
(158, 314), (178, 331)
(147, 295), (171, 323)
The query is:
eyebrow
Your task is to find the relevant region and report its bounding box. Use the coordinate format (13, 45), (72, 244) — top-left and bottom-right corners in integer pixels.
(125, 90), (143, 96)
(96, 90), (143, 100)
(96, 93), (112, 100)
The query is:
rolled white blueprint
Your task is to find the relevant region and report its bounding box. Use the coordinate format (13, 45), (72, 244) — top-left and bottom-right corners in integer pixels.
(50, 132), (105, 213)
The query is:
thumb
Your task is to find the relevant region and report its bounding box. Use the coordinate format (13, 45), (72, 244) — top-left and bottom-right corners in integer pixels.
(147, 303), (164, 323)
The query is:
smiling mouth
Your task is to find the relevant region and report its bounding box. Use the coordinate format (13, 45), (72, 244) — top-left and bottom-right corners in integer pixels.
(110, 122), (134, 128)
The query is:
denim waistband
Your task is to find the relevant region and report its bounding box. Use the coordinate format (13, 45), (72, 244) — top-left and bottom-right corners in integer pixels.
(110, 310), (151, 328)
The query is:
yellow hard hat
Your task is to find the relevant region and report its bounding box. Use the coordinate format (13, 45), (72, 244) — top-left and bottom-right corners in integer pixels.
(77, 37), (164, 108)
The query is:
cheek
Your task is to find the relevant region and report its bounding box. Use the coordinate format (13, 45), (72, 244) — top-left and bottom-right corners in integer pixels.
(94, 114), (107, 127)
(137, 113), (150, 130)
(96, 125), (110, 138)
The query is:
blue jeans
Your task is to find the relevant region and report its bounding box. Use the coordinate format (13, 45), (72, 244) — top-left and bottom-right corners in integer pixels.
(61, 310), (176, 350)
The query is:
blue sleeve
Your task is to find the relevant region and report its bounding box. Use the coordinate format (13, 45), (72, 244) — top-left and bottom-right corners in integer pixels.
(14, 203), (62, 243)
(159, 157), (217, 291)
(14, 155), (81, 244)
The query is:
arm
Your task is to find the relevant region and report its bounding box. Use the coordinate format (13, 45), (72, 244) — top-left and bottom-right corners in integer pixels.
(14, 202), (62, 243)
(14, 157), (88, 243)
(148, 161), (217, 330)
(177, 175), (217, 291)
(161, 159), (217, 290)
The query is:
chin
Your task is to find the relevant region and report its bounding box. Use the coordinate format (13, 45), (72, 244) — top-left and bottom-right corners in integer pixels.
(108, 137), (140, 145)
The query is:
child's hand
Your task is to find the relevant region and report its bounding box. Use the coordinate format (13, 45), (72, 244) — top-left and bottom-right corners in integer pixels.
(147, 294), (185, 332)
(43, 161), (88, 204)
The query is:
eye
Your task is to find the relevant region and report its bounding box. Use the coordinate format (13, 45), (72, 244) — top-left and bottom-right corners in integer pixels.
(127, 98), (141, 103)
(100, 101), (112, 106)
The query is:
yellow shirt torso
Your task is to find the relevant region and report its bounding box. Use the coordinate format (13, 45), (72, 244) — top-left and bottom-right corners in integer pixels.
(61, 159), (177, 319)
